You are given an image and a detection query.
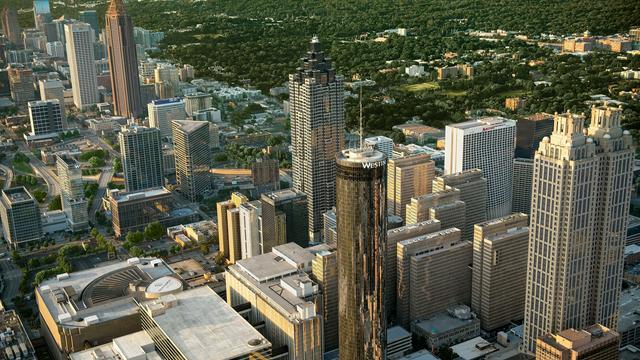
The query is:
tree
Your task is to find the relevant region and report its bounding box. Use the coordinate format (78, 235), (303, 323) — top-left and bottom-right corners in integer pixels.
(214, 251), (226, 266)
(144, 221), (165, 240)
(129, 246), (144, 257)
(125, 231), (144, 245)
(32, 190), (47, 203)
(113, 158), (123, 172)
(389, 130), (406, 144)
(199, 243), (210, 255)
(48, 195), (62, 211)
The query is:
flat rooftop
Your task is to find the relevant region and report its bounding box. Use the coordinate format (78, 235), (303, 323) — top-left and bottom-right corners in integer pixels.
(414, 310), (479, 335)
(398, 350), (441, 360)
(139, 287), (270, 360)
(451, 337), (498, 360)
(262, 188), (305, 202)
(2, 187), (34, 203)
(619, 286), (640, 333)
(110, 187), (171, 203)
(38, 258), (175, 329)
(172, 119), (208, 133)
(447, 116), (516, 131)
(69, 331), (162, 360)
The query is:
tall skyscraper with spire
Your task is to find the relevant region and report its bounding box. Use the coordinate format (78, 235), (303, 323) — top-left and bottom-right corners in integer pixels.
(522, 107), (634, 352)
(336, 146), (387, 360)
(290, 37), (344, 241)
(105, 0), (143, 119)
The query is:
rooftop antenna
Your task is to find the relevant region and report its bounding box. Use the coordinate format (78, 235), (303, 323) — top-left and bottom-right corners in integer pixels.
(359, 85), (364, 148)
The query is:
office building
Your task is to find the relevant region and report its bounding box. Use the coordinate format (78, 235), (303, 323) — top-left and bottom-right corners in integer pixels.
(183, 92), (213, 116)
(28, 100), (64, 138)
(387, 153), (434, 219)
(172, 120), (211, 202)
(56, 155), (89, 232)
(119, 125), (164, 192)
(23, 29), (47, 51)
(336, 147), (387, 359)
(147, 98), (186, 137)
(226, 243), (323, 359)
(65, 22), (100, 110)
(512, 158), (534, 214)
(37, 258), (178, 360)
(1, 6), (22, 45)
(471, 213), (528, 331)
(0, 187), (43, 249)
(33, 0), (52, 29)
(39, 79), (65, 105)
(0, 305), (36, 360)
(535, 325), (619, 360)
(405, 188), (466, 232)
(238, 200), (262, 259)
(216, 193), (248, 264)
(515, 113), (554, 159)
(396, 228), (471, 328)
(386, 220), (441, 321)
(432, 169), (487, 241)
(445, 117), (516, 219)
(386, 326), (412, 360)
(260, 189), (309, 252)
(323, 208), (337, 246)
(105, 0), (143, 118)
(154, 64), (179, 98)
(290, 36), (345, 241)
(523, 109), (634, 352)
(208, 122), (219, 149)
(8, 65), (35, 105)
(309, 243), (339, 352)
(365, 135), (394, 159)
(46, 40), (65, 58)
(191, 107), (221, 122)
(78, 10), (99, 38)
(413, 305), (481, 350)
(251, 157), (280, 195)
(108, 187), (197, 237)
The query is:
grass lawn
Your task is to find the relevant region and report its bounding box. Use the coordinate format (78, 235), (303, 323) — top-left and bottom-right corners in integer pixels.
(444, 90), (468, 97)
(12, 160), (33, 174)
(498, 89), (531, 97)
(403, 82), (440, 92)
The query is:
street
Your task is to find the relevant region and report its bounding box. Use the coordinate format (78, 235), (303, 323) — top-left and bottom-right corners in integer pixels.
(0, 259), (22, 306)
(0, 164), (14, 189)
(18, 142), (61, 198)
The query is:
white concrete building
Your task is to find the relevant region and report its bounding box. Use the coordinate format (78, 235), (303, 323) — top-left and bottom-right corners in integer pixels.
(65, 22), (99, 110)
(147, 98), (186, 137)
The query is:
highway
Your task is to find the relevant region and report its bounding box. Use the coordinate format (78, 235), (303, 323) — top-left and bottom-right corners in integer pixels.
(18, 142), (61, 198)
(0, 164), (14, 189)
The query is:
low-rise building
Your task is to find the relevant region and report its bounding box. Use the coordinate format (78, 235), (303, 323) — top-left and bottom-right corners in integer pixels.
(535, 324), (619, 360)
(412, 305), (480, 349)
(0, 302), (36, 360)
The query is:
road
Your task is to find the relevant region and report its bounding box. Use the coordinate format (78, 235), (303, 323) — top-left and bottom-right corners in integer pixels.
(89, 167), (114, 225)
(18, 142), (61, 198)
(0, 259), (22, 306)
(0, 164), (14, 189)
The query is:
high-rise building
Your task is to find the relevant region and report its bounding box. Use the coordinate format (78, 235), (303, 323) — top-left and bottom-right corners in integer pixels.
(8, 65), (35, 105)
(387, 153), (434, 219)
(405, 187), (466, 232)
(432, 169), (487, 241)
(28, 100), (64, 136)
(183, 93), (213, 116)
(323, 208), (337, 246)
(365, 135), (394, 159)
(39, 79), (64, 104)
(45, 40), (65, 58)
(515, 113), (554, 159)
(396, 227), (471, 328)
(105, 0), (143, 118)
(512, 158), (534, 214)
(445, 117), (516, 219)
(33, 0), (52, 29)
(1, 6), (22, 45)
(226, 243), (324, 360)
(216, 192), (248, 263)
(251, 157), (280, 195)
(471, 213), (528, 331)
(290, 36), (344, 241)
(56, 155), (89, 232)
(65, 22), (100, 110)
(238, 200), (262, 259)
(118, 125), (164, 192)
(172, 120), (211, 202)
(23, 28), (47, 51)
(386, 220), (441, 321)
(523, 109), (634, 352)
(154, 64), (179, 99)
(147, 98), (186, 137)
(309, 243), (339, 352)
(336, 147), (387, 360)
(78, 10), (99, 38)
(0, 187), (43, 249)
(260, 189), (309, 252)
(535, 324), (619, 360)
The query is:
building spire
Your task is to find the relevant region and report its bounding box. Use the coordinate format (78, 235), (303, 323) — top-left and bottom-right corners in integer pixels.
(107, 0), (127, 16)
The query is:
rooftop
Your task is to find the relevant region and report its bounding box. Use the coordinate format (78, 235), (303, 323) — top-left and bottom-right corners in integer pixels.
(138, 287), (270, 359)
(70, 331), (160, 360)
(524, 113), (554, 121)
(338, 147), (387, 165)
(2, 187), (34, 203)
(619, 286), (640, 333)
(447, 116), (516, 132)
(109, 187), (171, 203)
(451, 337), (498, 360)
(38, 258), (176, 329)
(262, 188), (306, 203)
(398, 350), (441, 360)
(172, 119), (208, 133)
(414, 306), (479, 336)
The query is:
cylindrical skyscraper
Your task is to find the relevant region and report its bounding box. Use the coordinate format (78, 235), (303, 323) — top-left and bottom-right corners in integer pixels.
(336, 147), (387, 360)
